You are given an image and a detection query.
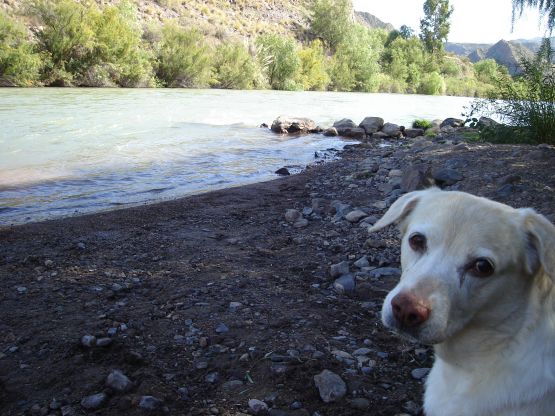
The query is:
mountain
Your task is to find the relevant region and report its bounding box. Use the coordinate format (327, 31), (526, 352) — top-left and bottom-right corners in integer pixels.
(354, 11), (395, 31)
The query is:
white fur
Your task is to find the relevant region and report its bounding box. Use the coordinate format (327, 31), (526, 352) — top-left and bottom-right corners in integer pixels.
(370, 188), (555, 416)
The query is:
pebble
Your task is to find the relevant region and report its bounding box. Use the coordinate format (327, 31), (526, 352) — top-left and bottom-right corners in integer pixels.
(353, 256), (369, 268)
(215, 323), (229, 334)
(333, 274), (355, 294)
(345, 210), (367, 223)
(205, 372), (219, 384)
(285, 209), (302, 223)
(81, 335), (96, 348)
(138, 396), (163, 410)
(349, 398), (370, 410)
(96, 338), (112, 347)
(352, 348), (371, 356)
(411, 367), (431, 380)
(248, 399), (269, 414)
(330, 261), (349, 278)
(105, 370), (132, 392)
(16, 286), (27, 294)
(81, 392), (107, 409)
(229, 302), (242, 311)
(293, 218), (309, 228)
(313, 370), (347, 403)
(369, 267), (401, 278)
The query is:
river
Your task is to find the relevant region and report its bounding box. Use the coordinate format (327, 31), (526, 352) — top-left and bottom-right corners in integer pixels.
(0, 88), (473, 225)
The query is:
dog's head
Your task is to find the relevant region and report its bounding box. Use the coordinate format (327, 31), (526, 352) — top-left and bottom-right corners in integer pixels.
(371, 188), (555, 345)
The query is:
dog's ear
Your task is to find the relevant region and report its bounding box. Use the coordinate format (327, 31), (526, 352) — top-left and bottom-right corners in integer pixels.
(368, 189), (438, 233)
(521, 208), (555, 280)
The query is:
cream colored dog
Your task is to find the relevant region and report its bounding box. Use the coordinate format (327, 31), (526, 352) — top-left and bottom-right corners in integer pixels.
(369, 188), (555, 416)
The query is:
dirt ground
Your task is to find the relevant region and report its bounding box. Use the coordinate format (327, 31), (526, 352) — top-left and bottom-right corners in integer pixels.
(1, 136), (554, 416)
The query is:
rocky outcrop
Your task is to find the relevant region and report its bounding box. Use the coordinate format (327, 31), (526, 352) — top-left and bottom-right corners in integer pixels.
(359, 117), (384, 134)
(468, 48), (486, 63)
(485, 40), (534, 76)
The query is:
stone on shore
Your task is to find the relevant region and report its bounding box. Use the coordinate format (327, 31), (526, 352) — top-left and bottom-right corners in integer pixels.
(105, 370), (132, 392)
(330, 261), (349, 278)
(359, 117), (384, 134)
(271, 116), (317, 134)
(314, 370), (347, 403)
(440, 118), (464, 129)
(381, 123), (402, 138)
(81, 393), (107, 410)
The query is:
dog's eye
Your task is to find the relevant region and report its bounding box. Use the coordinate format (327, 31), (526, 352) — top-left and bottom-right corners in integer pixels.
(408, 233), (427, 252)
(471, 258), (495, 278)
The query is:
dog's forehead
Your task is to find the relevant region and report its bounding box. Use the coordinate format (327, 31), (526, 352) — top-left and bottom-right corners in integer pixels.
(408, 192), (521, 242)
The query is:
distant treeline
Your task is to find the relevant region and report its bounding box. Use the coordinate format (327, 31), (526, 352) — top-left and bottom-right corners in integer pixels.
(0, 0), (511, 96)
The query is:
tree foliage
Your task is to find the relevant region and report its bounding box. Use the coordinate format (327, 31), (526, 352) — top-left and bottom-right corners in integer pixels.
(0, 11), (42, 86)
(309, 0), (352, 51)
(212, 42), (259, 89)
(512, 0), (555, 32)
(419, 0), (453, 55)
(256, 33), (301, 90)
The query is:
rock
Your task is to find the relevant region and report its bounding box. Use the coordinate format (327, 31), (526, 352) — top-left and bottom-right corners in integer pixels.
(81, 393), (107, 410)
(248, 399), (269, 414)
(381, 123), (402, 138)
(333, 118), (357, 135)
(271, 116), (317, 134)
(314, 370), (347, 403)
(349, 398), (370, 410)
(433, 168), (463, 187)
(311, 198), (327, 214)
(215, 323), (229, 334)
(333, 274), (355, 294)
(372, 131), (389, 139)
(138, 396), (163, 410)
(411, 367), (431, 380)
(96, 338), (112, 347)
(16, 286), (27, 293)
(330, 261), (349, 278)
(478, 116), (499, 128)
(364, 238), (386, 249)
(354, 256), (369, 269)
(369, 267), (401, 278)
(229, 302), (242, 311)
(105, 370), (132, 392)
(275, 167), (290, 176)
(205, 372), (219, 384)
(293, 218), (309, 228)
(404, 128), (425, 138)
(323, 127), (338, 137)
(440, 118), (464, 128)
(496, 184), (515, 197)
(402, 162), (433, 192)
(353, 348), (371, 356)
(285, 209), (302, 224)
(359, 117), (384, 134)
(222, 380), (244, 390)
(60, 405), (75, 416)
(499, 174), (521, 185)
(81, 335), (96, 348)
(341, 127), (366, 139)
(345, 210), (367, 223)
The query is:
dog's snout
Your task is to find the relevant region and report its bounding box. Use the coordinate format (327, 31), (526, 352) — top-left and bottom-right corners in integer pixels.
(391, 293), (430, 328)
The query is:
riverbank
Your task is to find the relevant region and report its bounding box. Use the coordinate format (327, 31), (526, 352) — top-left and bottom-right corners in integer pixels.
(1, 136), (554, 416)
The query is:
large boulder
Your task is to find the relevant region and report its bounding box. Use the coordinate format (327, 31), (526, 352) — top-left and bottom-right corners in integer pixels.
(381, 122), (402, 138)
(402, 162), (433, 192)
(404, 128), (425, 138)
(478, 116), (499, 128)
(359, 117), (384, 134)
(271, 116), (317, 134)
(333, 118), (358, 135)
(440, 118), (464, 129)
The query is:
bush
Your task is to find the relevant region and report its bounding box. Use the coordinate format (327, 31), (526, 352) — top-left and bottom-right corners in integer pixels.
(468, 39), (555, 144)
(212, 42), (259, 89)
(412, 119), (433, 129)
(156, 24), (212, 87)
(0, 11), (42, 86)
(329, 25), (383, 92)
(418, 71), (446, 95)
(255, 33), (300, 90)
(296, 40), (330, 91)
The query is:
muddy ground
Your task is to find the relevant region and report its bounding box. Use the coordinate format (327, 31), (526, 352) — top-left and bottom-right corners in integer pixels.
(1, 136), (554, 416)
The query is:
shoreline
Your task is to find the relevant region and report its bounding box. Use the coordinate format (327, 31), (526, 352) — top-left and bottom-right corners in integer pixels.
(1, 137), (554, 415)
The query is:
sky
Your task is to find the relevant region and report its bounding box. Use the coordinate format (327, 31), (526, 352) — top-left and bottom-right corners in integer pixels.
(352, 0), (550, 43)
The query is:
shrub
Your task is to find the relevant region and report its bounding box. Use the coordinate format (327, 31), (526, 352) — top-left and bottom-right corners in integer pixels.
(413, 119), (433, 129)
(255, 33), (300, 90)
(212, 41), (258, 89)
(0, 11), (42, 86)
(309, 0), (352, 50)
(468, 39), (555, 144)
(296, 40), (330, 91)
(418, 71), (446, 95)
(156, 24), (212, 87)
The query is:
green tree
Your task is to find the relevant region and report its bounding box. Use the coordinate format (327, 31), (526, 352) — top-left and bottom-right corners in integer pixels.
(212, 42), (259, 89)
(329, 26), (384, 92)
(512, 0), (555, 32)
(382, 36), (426, 92)
(296, 39), (330, 91)
(0, 11), (42, 86)
(419, 0), (453, 55)
(399, 25), (415, 39)
(309, 0), (352, 51)
(156, 24), (212, 88)
(255, 33), (301, 90)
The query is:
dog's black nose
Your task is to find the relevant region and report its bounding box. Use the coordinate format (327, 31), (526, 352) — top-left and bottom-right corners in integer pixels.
(391, 293), (430, 328)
